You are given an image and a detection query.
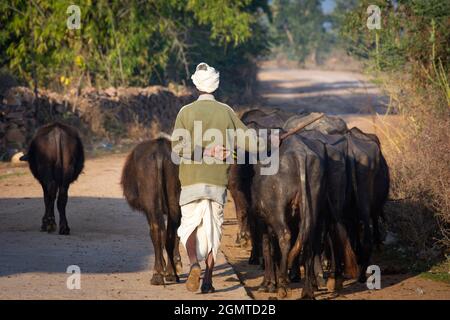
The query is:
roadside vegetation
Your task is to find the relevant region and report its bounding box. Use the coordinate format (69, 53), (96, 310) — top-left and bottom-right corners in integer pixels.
(340, 0), (449, 269)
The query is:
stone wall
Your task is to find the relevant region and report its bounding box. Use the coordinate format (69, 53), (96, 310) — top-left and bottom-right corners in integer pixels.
(0, 86), (194, 160)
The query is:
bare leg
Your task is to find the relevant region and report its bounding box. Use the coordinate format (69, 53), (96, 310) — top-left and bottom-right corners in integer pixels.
(186, 228), (198, 265)
(185, 228), (201, 292)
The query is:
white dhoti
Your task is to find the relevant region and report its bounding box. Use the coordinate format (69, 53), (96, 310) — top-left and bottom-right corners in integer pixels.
(177, 199), (224, 261)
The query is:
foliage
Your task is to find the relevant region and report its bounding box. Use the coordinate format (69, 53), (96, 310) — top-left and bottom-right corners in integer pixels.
(270, 0), (331, 64)
(340, 0), (450, 255)
(340, 0), (449, 110)
(0, 0), (270, 100)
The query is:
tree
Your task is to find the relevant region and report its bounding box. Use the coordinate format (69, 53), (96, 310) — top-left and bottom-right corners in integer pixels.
(0, 0), (270, 100)
(271, 0), (328, 64)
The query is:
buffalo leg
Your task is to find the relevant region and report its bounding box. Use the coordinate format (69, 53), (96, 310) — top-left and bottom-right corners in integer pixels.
(354, 162), (375, 283)
(260, 230), (276, 293)
(164, 217), (179, 282)
(274, 225), (291, 297)
(326, 231), (344, 292)
(358, 219), (372, 283)
(248, 213), (262, 266)
(289, 256), (301, 283)
(301, 248), (316, 300)
(173, 235), (182, 273)
(57, 184), (70, 235)
(41, 182), (57, 233)
(372, 214), (382, 251)
(168, 206), (182, 273)
(235, 205), (250, 246)
(149, 222), (166, 285)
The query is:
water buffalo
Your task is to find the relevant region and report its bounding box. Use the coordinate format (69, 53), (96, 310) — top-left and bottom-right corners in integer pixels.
(345, 127), (390, 282)
(232, 108), (298, 246)
(229, 109), (353, 267)
(230, 109), (387, 297)
(230, 109), (296, 260)
(252, 109), (390, 282)
(298, 130), (358, 290)
(230, 110), (351, 299)
(121, 138), (182, 285)
(254, 132), (329, 299)
(22, 122), (84, 235)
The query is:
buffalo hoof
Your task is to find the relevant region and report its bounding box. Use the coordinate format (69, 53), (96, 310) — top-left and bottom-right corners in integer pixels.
(289, 272), (301, 283)
(258, 282), (276, 293)
(41, 218), (57, 233)
(175, 261), (183, 274)
(316, 274), (327, 288)
(235, 232), (250, 246)
(277, 286), (288, 299)
(151, 273), (165, 286)
(59, 225), (70, 235)
(248, 255), (260, 265)
(300, 290), (315, 300)
(165, 274), (180, 283)
(267, 283), (277, 293)
(235, 233), (246, 246)
(44, 222), (57, 233)
(258, 279), (269, 292)
(336, 277), (344, 290)
(358, 272), (367, 283)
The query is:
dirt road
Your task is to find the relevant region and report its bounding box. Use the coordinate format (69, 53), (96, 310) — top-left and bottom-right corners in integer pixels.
(257, 63), (402, 136)
(0, 156), (247, 300)
(1, 64), (448, 300)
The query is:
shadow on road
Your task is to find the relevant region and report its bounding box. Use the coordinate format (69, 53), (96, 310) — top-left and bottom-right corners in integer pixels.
(0, 197), (152, 277)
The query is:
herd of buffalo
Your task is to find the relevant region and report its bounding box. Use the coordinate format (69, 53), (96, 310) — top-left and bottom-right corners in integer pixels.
(20, 107), (389, 299)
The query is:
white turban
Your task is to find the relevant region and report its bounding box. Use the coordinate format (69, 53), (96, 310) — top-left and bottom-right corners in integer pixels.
(191, 62), (220, 93)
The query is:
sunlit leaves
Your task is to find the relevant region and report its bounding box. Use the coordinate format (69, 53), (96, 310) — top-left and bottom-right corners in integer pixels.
(0, 0), (265, 90)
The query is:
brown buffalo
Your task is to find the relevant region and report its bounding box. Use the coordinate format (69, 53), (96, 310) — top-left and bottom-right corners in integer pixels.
(121, 138), (182, 285)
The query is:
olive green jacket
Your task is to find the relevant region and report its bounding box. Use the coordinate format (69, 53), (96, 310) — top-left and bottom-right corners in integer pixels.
(171, 94), (263, 188)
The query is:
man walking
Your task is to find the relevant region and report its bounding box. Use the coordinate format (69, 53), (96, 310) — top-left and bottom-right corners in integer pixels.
(171, 62), (264, 293)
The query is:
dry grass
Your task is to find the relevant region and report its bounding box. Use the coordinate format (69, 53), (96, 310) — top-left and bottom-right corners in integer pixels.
(377, 74), (450, 259)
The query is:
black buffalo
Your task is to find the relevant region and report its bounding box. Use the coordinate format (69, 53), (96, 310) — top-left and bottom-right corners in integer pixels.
(344, 127), (390, 282)
(23, 122), (84, 235)
(229, 108), (390, 297)
(287, 116), (390, 283)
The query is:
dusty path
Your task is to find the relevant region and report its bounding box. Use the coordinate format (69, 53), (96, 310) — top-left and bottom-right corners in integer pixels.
(219, 63), (450, 300)
(0, 156), (247, 300)
(258, 64), (388, 115)
(257, 63), (403, 136)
